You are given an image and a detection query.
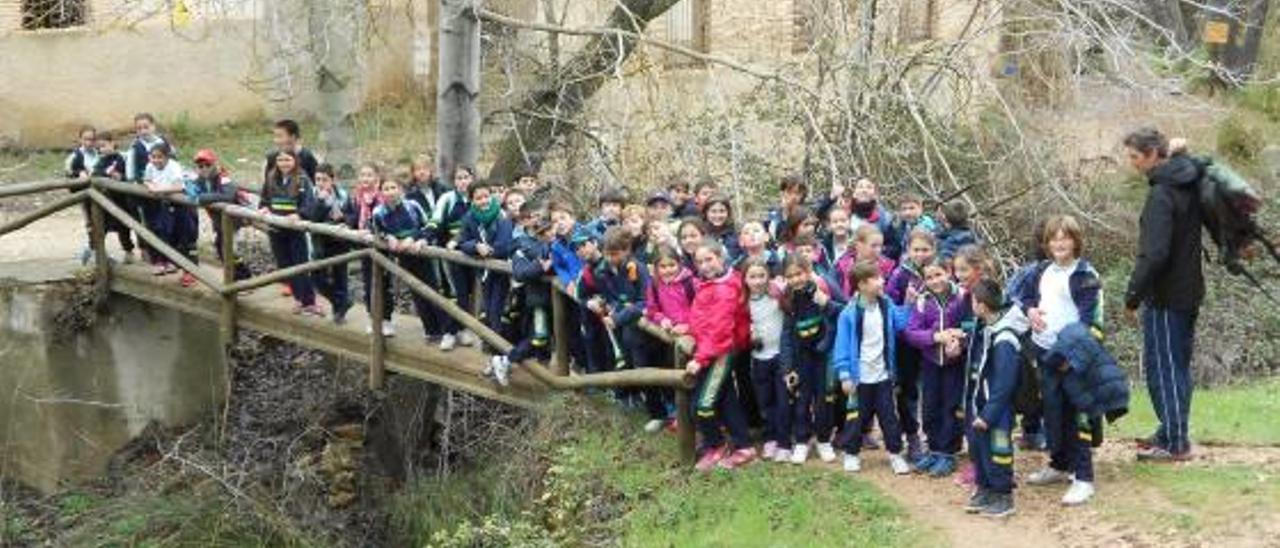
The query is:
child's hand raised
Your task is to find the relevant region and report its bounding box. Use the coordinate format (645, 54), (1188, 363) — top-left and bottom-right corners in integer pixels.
(971, 417), (988, 432)
(1028, 308), (1047, 333)
(814, 287), (831, 307)
(684, 360), (700, 376)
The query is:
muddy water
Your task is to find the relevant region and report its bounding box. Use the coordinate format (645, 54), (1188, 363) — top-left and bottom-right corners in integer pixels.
(0, 276), (226, 493)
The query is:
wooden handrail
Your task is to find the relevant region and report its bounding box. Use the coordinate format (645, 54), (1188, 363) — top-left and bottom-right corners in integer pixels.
(0, 191), (86, 238)
(221, 249), (369, 295)
(0, 179), (88, 199)
(91, 179), (515, 274)
(3, 179), (704, 396)
(86, 189), (223, 291)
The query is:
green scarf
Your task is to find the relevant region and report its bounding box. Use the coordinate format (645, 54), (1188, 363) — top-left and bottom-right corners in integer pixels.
(471, 197), (502, 226)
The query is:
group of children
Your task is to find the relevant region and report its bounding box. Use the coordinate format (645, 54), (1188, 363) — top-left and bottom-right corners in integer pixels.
(68, 117), (1124, 519)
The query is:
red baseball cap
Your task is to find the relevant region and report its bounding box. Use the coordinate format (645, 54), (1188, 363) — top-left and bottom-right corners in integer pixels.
(193, 149), (218, 164)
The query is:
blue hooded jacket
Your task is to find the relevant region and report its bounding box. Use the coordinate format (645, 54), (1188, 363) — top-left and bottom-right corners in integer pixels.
(1047, 322), (1130, 423)
(832, 295), (910, 383)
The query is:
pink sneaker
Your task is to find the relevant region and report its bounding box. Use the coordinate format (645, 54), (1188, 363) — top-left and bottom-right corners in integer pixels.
(954, 461), (976, 487)
(718, 447), (758, 470)
(695, 445), (728, 472)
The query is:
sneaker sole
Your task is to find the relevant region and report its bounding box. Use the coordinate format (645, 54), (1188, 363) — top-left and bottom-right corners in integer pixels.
(982, 509), (1016, 518)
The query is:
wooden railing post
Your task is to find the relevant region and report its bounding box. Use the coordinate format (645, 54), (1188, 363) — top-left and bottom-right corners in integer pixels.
(550, 286), (570, 376)
(369, 254), (386, 390)
(673, 345), (696, 465)
(88, 198), (109, 299)
(219, 213), (238, 347)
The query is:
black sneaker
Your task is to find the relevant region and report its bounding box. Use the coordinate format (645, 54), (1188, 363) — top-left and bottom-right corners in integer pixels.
(964, 489), (991, 514)
(981, 493), (1016, 518)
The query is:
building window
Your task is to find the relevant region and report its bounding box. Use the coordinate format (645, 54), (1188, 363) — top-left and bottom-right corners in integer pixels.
(22, 0), (86, 30)
(665, 0), (708, 65)
(899, 0), (934, 43)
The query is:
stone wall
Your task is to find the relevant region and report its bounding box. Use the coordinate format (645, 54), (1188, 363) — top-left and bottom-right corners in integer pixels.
(0, 0), (425, 148)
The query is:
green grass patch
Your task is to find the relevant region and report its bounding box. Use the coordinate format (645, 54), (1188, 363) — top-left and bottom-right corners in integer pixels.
(393, 396), (927, 547)
(57, 488), (320, 547)
(1109, 377), (1280, 446)
(1100, 463), (1280, 539)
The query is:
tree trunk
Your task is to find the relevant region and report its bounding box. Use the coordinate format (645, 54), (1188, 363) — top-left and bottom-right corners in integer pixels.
(1216, 0), (1271, 80)
(438, 0), (483, 182)
(310, 0), (365, 172)
(1147, 0), (1193, 51)
(486, 0), (683, 184)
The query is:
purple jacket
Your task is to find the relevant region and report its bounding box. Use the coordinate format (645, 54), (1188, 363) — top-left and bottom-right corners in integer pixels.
(903, 286), (968, 367)
(886, 260), (926, 306)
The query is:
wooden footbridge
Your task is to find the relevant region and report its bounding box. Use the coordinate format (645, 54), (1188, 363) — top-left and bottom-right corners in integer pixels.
(0, 179), (699, 462)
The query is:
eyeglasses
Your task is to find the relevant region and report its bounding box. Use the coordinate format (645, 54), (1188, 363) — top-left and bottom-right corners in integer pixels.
(195, 162), (213, 168)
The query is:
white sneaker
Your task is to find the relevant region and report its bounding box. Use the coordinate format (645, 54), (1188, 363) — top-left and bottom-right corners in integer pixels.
(1062, 480), (1095, 506)
(889, 453), (911, 475)
(816, 442), (837, 463)
(761, 441), (778, 460)
(643, 419), (664, 433)
(842, 454), (862, 473)
(439, 334), (458, 351)
(774, 449), (792, 463)
(493, 356), (511, 387)
(1027, 467), (1072, 486)
(458, 330), (477, 346)
(382, 323), (396, 337)
(790, 443), (810, 465)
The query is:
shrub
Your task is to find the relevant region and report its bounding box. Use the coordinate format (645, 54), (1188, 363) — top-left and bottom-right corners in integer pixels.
(1216, 115), (1264, 166)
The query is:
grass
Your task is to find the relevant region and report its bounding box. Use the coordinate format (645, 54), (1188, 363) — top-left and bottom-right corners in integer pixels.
(1099, 463), (1280, 541)
(1109, 377), (1280, 446)
(391, 396), (928, 547)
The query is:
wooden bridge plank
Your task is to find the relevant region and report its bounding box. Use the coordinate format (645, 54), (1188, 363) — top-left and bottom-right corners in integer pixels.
(108, 263), (546, 408)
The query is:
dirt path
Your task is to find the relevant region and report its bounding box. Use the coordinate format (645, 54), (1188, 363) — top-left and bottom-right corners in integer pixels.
(818, 441), (1280, 548)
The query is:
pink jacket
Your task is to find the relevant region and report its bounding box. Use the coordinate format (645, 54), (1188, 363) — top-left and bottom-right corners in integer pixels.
(689, 270), (752, 368)
(835, 252), (896, 296)
(645, 267), (696, 327)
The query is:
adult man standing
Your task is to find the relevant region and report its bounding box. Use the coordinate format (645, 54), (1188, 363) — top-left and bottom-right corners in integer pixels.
(1122, 127), (1204, 461)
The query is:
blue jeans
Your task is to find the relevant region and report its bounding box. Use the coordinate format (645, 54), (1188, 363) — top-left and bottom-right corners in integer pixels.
(1142, 307), (1198, 454)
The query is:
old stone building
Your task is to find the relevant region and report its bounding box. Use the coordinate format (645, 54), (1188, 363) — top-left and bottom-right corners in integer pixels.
(1, 0), (1000, 149)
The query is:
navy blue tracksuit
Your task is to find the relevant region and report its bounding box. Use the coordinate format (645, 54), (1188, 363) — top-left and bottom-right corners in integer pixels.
(1037, 345), (1095, 482)
(1141, 308), (1197, 455)
(261, 175), (316, 306)
(406, 182), (451, 336)
(371, 199), (437, 335)
(780, 282), (839, 445)
(587, 256), (665, 420)
(303, 187), (353, 314)
(966, 311), (1024, 495)
(431, 190), (473, 332)
(458, 208), (514, 342)
(508, 235), (553, 363)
